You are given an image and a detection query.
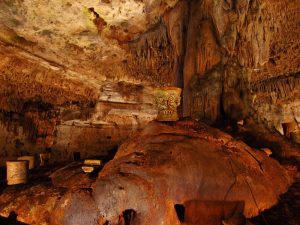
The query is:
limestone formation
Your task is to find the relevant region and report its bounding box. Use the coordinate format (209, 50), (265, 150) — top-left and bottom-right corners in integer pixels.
(0, 0), (299, 161)
(0, 0), (299, 223)
(0, 121), (291, 225)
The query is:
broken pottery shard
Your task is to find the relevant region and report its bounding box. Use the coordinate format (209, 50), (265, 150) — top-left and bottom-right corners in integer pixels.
(155, 87), (181, 121)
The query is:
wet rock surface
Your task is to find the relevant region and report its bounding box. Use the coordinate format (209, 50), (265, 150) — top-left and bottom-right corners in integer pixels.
(0, 120), (294, 225)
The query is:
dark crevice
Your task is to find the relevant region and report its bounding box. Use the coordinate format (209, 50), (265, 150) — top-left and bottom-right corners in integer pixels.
(122, 209), (137, 225)
(73, 151), (81, 161)
(0, 212), (28, 225)
(174, 204), (185, 223)
(223, 157), (238, 201)
(88, 7), (100, 18)
(241, 147), (264, 172)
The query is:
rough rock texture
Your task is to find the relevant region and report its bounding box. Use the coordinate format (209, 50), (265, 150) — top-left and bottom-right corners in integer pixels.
(0, 121), (291, 225)
(237, 118), (300, 163)
(180, 0), (300, 126)
(0, 0), (177, 164)
(251, 168), (300, 225)
(0, 0), (179, 79)
(0, 0), (299, 160)
(0, 79), (157, 165)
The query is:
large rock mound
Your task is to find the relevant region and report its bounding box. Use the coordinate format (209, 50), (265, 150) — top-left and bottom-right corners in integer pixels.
(0, 120), (292, 225)
(87, 121), (291, 224)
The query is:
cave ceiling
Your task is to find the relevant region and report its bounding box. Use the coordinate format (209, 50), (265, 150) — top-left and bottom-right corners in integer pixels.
(0, 0), (299, 124)
(0, 0), (179, 84)
(0, 0), (180, 111)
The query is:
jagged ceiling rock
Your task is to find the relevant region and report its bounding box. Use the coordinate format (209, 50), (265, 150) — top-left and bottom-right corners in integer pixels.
(0, 0), (299, 102)
(0, 0), (182, 155)
(0, 0), (179, 81)
(0, 0), (299, 90)
(254, 0), (300, 81)
(0, 0), (299, 155)
(0, 45), (99, 112)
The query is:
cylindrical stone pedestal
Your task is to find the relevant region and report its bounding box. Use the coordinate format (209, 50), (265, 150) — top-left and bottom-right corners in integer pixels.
(6, 160), (29, 185)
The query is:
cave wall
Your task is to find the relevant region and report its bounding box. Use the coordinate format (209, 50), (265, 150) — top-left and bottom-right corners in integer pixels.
(159, 0), (300, 141)
(0, 57), (156, 165)
(0, 120), (37, 166)
(164, 0), (300, 130)
(0, 0), (299, 163)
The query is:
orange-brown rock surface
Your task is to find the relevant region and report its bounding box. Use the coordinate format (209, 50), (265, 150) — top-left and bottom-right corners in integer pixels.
(0, 0), (299, 161)
(0, 121), (291, 225)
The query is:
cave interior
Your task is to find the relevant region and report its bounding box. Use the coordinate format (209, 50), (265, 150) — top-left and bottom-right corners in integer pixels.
(0, 0), (299, 225)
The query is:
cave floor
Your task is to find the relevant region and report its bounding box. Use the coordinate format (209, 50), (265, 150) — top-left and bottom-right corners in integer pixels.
(0, 159), (299, 225)
(250, 163), (300, 225)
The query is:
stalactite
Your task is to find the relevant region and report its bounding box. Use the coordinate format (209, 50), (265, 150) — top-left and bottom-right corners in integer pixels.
(128, 22), (176, 85)
(195, 20), (222, 76)
(251, 73), (300, 99)
(0, 54), (98, 113)
(0, 100), (59, 148)
(189, 67), (223, 122)
(235, 0), (270, 67)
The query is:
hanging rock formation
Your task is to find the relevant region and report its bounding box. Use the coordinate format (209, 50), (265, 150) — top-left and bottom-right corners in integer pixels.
(0, 2), (299, 224)
(0, 0), (299, 162)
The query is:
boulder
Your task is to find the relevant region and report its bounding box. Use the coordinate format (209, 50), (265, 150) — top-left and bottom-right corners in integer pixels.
(0, 120), (292, 225)
(86, 121), (290, 225)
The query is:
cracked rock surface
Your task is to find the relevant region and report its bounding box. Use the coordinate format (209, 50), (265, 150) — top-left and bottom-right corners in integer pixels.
(0, 120), (291, 225)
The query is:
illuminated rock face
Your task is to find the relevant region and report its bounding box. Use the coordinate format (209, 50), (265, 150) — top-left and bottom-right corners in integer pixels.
(181, 0), (300, 126)
(0, 0), (299, 166)
(0, 121), (291, 225)
(0, 1), (299, 224)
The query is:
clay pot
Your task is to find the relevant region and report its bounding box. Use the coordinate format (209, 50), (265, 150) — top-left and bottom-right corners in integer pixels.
(81, 166), (94, 173)
(17, 156), (35, 169)
(6, 160), (29, 185)
(154, 87), (181, 121)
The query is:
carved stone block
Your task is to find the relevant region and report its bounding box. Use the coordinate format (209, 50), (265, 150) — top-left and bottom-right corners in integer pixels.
(155, 87), (181, 121)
